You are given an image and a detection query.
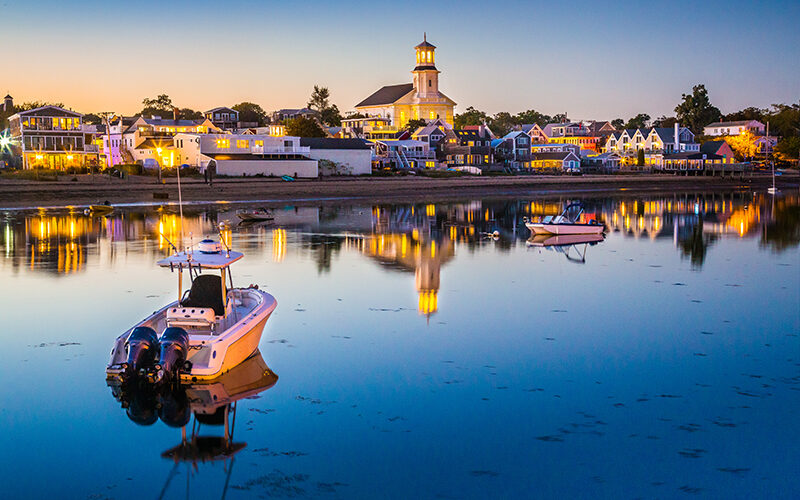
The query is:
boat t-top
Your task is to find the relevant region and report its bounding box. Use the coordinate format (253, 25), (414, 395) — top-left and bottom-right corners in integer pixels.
(106, 226), (277, 385)
(524, 202), (604, 235)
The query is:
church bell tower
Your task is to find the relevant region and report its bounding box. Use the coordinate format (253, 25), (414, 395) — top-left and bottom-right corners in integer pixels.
(412, 34), (439, 99)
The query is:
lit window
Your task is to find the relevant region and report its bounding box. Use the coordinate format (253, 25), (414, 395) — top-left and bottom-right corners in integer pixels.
(216, 139), (230, 148)
(52, 118), (59, 128)
(236, 139), (249, 148)
(429, 111), (435, 119)
(255, 140), (264, 147)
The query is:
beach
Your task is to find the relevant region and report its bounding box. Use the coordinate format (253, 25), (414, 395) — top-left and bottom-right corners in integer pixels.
(0, 172), (795, 209)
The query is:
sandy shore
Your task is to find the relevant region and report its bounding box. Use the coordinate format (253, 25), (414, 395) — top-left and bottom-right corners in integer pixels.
(0, 172), (796, 210)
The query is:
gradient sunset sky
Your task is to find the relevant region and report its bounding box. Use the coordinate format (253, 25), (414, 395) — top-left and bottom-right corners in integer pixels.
(2, 0), (798, 120)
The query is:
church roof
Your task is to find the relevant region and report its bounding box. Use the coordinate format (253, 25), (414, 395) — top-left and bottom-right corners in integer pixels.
(355, 83), (414, 108)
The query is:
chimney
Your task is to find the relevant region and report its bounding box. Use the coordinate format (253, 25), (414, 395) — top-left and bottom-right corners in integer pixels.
(173, 107), (178, 121)
(674, 122), (679, 151)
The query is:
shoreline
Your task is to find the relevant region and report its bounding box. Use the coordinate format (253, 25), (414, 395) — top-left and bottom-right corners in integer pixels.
(0, 172), (796, 210)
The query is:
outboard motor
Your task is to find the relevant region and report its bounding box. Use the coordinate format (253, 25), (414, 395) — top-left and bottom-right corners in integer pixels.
(123, 327), (160, 378)
(153, 327), (189, 385)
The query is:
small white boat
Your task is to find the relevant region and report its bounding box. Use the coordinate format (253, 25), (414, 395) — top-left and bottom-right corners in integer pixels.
(106, 235), (277, 384)
(236, 209), (274, 222)
(525, 202), (604, 235)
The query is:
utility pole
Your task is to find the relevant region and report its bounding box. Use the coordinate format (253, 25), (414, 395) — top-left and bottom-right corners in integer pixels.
(98, 111), (115, 170)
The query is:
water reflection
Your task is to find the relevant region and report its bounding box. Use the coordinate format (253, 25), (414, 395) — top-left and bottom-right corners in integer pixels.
(2, 192), (797, 279)
(108, 351), (278, 497)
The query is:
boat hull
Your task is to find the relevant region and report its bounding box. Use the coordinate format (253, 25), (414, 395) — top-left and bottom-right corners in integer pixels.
(526, 222), (604, 235)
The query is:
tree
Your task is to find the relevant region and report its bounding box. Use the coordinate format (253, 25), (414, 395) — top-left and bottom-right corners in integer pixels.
(724, 130), (758, 161)
(637, 148), (645, 166)
(724, 106), (767, 123)
(768, 102), (800, 139)
(404, 119), (427, 133)
(624, 113), (651, 130)
(82, 113), (102, 124)
(178, 108), (203, 120)
(140, 94), (173, 116)
(652, 115), (678, 128)
(674, 84), (722, 134)
(454, 106), (489, 128)
(775, 136), (800, 161)
(488, 112), (518, 137)
(515, 109), (551, 126)
(307, 85), (342, 126)
(344, 112), (369, 120)
(232, 102), (267, 126)
(284, 115), (326, 137)
(611, 118), (624, 130)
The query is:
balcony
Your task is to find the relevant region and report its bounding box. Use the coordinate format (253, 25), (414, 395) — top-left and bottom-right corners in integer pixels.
(251, 146), (311, 154)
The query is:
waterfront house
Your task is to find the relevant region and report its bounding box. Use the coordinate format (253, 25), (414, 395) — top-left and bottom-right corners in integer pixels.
(341, 116), (399, 140)
(700, 140), (736, 163)
(703, 120), (766, 137)
(171, 132), (317, 177)
(204, 107), (240, 131)
(519, 123), (548, 144)
(661, 152), (723, 172)
(299, 137), (372, 175)
(373, 139), (435, 170)
(492, 131), (531, 170)
(531, 143), (581, 155)
(753, 135), (779, 154)
(581, 151), (622, 173)
(440, 127), (493, 169)
(411, 119), (449, 149)
(530, 151), (581, 173)
(354, 35), (456, 129)
(7, 105), (105, 169)
(271, 108), (317, 123)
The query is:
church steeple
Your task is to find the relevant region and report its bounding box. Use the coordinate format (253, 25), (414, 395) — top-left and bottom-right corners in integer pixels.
(413, 34), (440, 98)
(414, 33), (437, 70)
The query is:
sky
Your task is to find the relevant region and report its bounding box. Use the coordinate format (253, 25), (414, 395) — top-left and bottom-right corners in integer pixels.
(1, 0), (798, 121)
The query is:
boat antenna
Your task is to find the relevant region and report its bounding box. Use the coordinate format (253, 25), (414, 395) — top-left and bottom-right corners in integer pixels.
(176, 163), (186, 251)
(218, 222), (231, 257)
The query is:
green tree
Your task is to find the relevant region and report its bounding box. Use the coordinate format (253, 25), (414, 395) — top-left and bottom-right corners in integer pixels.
(637, 148), (645, 166)
(624, 113), (651, 130)
(724, 106), (767, 122)
(775, 136), (800, 161)
(285, 115), (326, 137)
(307, 85), (342, 126)
(140, 94), (173, 116)
(652, 115), (678, 128)
(454, 106), (488, 128)
(82, 113), (102, 124)
(488, 112), (518, 137)
(515, 109), (551, 126)
(767, 102), (800, 139)
(178, 108), (203, 120)
(674, 84), (722, 134)
(232, 102), (267, 126)
(404, 119), (428, 133)
(611, 118), (624, 130)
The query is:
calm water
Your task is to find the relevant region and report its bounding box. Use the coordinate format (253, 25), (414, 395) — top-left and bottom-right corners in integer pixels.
(0, 190), (798, 499)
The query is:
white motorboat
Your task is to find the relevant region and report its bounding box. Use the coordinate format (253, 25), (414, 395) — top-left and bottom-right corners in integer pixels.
(526, 233), (605, 263)
(525, 202), (604, 235)
(106, 234), (277, 384)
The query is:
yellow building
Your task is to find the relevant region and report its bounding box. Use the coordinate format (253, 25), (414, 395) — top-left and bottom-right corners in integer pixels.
(354, 35), (456, 129)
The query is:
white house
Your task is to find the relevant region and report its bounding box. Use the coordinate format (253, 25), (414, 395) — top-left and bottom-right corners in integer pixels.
(298, 138), (372, 175)
(703, 120), (765, 137)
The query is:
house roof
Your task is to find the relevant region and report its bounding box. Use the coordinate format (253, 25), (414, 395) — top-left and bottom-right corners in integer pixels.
(205, 106), (238, 114)
(665, 152), (721, 160)
(13, 105), (82, 118)
(413, 124), (445, 137)
(355, 83), (414, 108)
(700, 140), (728, 154)
(415, 35), (436, 49)
(142, 118), (205, 127)
(501, 131), (527, 140)
(532, 152), (578, 161)
(299, 138), (371, 150)
(275, 108), (314, 115)
(202, 153), (310, 161)
(490, 139), (505, 148)
(705, 120), (762, 128)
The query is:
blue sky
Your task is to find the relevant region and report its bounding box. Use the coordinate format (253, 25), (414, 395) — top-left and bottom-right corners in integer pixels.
(1, 0), (798, 120)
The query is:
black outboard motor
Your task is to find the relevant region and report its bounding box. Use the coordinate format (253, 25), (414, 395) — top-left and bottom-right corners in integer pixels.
(124, 327), (160, 378)
(153, 327), (189, 385)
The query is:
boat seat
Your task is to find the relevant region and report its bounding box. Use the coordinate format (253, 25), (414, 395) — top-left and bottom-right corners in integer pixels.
(166, 307), (216, 330)
(542, 216), (553, 223)
(181, 274), (225, 316)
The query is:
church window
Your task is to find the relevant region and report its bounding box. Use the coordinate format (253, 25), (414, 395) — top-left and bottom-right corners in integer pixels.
(428, 79), (431, 87)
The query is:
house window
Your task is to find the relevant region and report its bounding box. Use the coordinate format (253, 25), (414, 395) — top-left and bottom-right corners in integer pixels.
(428, 79), (432, 88)
(236, 139), (249, 148)
(429, 111), (435, 119)
(255, 140), (264, 147)
(216, 139), (230, 148)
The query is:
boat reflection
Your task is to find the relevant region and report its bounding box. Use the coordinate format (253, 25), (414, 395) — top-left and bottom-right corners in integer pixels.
(527, 233), (605, 263)
(108, 350), (277, 453)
